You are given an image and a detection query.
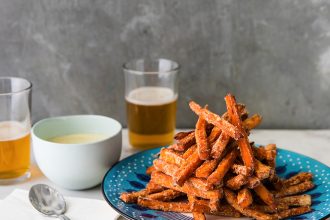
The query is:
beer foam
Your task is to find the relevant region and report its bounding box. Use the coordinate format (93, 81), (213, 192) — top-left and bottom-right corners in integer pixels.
(0, 121), (29, 141)
(126, 87), (177, 106)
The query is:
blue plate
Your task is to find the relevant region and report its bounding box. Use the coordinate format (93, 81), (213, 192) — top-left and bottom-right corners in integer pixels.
(102, 147), (330, 220)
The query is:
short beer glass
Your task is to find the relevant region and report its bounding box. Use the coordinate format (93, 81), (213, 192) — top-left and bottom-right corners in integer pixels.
(0, 77), (32, 183)
(124, 59), (179, 148)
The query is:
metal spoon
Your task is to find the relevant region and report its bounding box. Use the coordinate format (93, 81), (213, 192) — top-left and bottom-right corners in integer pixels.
(29, 184), (70, 220)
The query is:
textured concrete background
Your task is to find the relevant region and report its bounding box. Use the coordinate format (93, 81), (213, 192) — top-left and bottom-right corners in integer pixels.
(0, 0), (329, 128)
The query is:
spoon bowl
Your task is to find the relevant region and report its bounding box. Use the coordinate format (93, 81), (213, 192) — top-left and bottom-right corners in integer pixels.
(29, 184), (70, 220)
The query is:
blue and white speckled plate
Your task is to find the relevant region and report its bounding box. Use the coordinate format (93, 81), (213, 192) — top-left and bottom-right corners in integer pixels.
(102, 147), (330, 220)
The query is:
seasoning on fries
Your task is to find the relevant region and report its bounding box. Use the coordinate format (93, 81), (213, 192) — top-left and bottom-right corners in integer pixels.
(120, 93), (315, 219)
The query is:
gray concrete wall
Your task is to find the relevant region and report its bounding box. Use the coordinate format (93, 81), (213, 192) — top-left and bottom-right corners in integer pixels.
(0, 0), (329, 128)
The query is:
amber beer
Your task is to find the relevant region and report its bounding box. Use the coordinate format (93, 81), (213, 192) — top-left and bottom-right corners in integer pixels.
(126, 87), (177, 148)
(0, 121), (30, 179)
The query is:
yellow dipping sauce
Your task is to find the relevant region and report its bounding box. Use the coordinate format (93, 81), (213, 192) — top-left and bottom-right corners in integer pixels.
(48, 133), (107, 144)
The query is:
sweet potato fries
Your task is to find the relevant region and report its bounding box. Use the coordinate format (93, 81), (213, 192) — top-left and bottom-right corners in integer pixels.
(120, 93), (315, 220)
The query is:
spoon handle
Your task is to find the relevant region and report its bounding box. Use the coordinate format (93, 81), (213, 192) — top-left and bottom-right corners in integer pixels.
(58, 215), (71, 220)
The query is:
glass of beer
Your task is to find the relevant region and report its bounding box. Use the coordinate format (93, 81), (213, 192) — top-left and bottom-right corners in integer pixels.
(0, 77), (32, 184)
(124, 59), (179, 148)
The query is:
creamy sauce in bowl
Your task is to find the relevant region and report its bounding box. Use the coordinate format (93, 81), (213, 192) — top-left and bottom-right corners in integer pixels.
(48, 133), (107, 144)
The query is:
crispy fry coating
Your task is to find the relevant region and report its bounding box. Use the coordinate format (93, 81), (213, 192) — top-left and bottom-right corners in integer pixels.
(232, 164), (249, 176)
(207, 148), (239, 185)
(243, 114), (262, 130)
(188, 177), (214, 191)
(237, 188), (253, 208)
(153, 159), (178, 176)
(276, 181), (314, 197)
(146, 189), (183, 201)
(159, 148), (184, 165)
(120, 189), (147, 203)
(174, 131), (194, 140)
(189, 101), (243, 140)
(195, 115), (210, 160)
(277, 194), (312, 206)
(275, 206), (311, 219)
(251, 203), (289, 213)
(207, 126), (222, 143)
(224, 188), (276, 220)
(255, 159), (272, 180)
(246, 176), (261, 189)
(225, 94), (255, 176)
(138, 197), (191, 212)
(183, 144), (197, 159)
(176, 132), (196, 151)
(211, 132), (230, 159)
(195, 159), (219, 178)
(226, 174), (248, 190)
(174, 149), (203, 186)
(151, 171), (222, 200)
(283, 172), (313, 187)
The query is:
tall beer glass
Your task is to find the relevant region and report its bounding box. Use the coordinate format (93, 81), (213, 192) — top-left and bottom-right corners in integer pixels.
(124, 59), (179, 148)
(0, 77), (32, 184)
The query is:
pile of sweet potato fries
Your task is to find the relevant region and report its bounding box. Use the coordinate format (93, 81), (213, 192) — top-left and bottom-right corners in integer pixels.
(120, 94), (315, 220)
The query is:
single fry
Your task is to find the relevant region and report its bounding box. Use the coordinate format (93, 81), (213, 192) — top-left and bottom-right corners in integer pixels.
(226, 174), (248, 190)
(174, 149), (203, 186)
(277, 194), (312, 206)
(120, 189), (147, 203)
(224, 189), (275, 220)
(225, 94), (254, 175)
(283, 172), (313, 187)
(159, 148), (184, 165)
(189, 101), (243, 140)
(237, 188), (253, 208)
(146, 189), (183, 201)
(211, 132), (230, 159)
(137, 197), (191, 213)
(243, 114), (262, 130)
(195, 159), (219, 178)
(195, 114), (210, 160)
(153, 159), (178, 176)
(174, 130), (194, 140)
(251, 204), (289, 213)
(276, 181), (314, 197)
(255, 159), (272, 180)
(275, 206), (311, 219)
(207, 147), (239, 185)
(254, 183), (276, 209)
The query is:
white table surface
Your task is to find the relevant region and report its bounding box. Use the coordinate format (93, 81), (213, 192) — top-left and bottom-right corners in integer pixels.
(1, 129), (330, 200)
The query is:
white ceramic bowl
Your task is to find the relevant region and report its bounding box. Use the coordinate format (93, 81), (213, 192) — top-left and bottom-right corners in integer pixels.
(32, 115), (122, 190)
